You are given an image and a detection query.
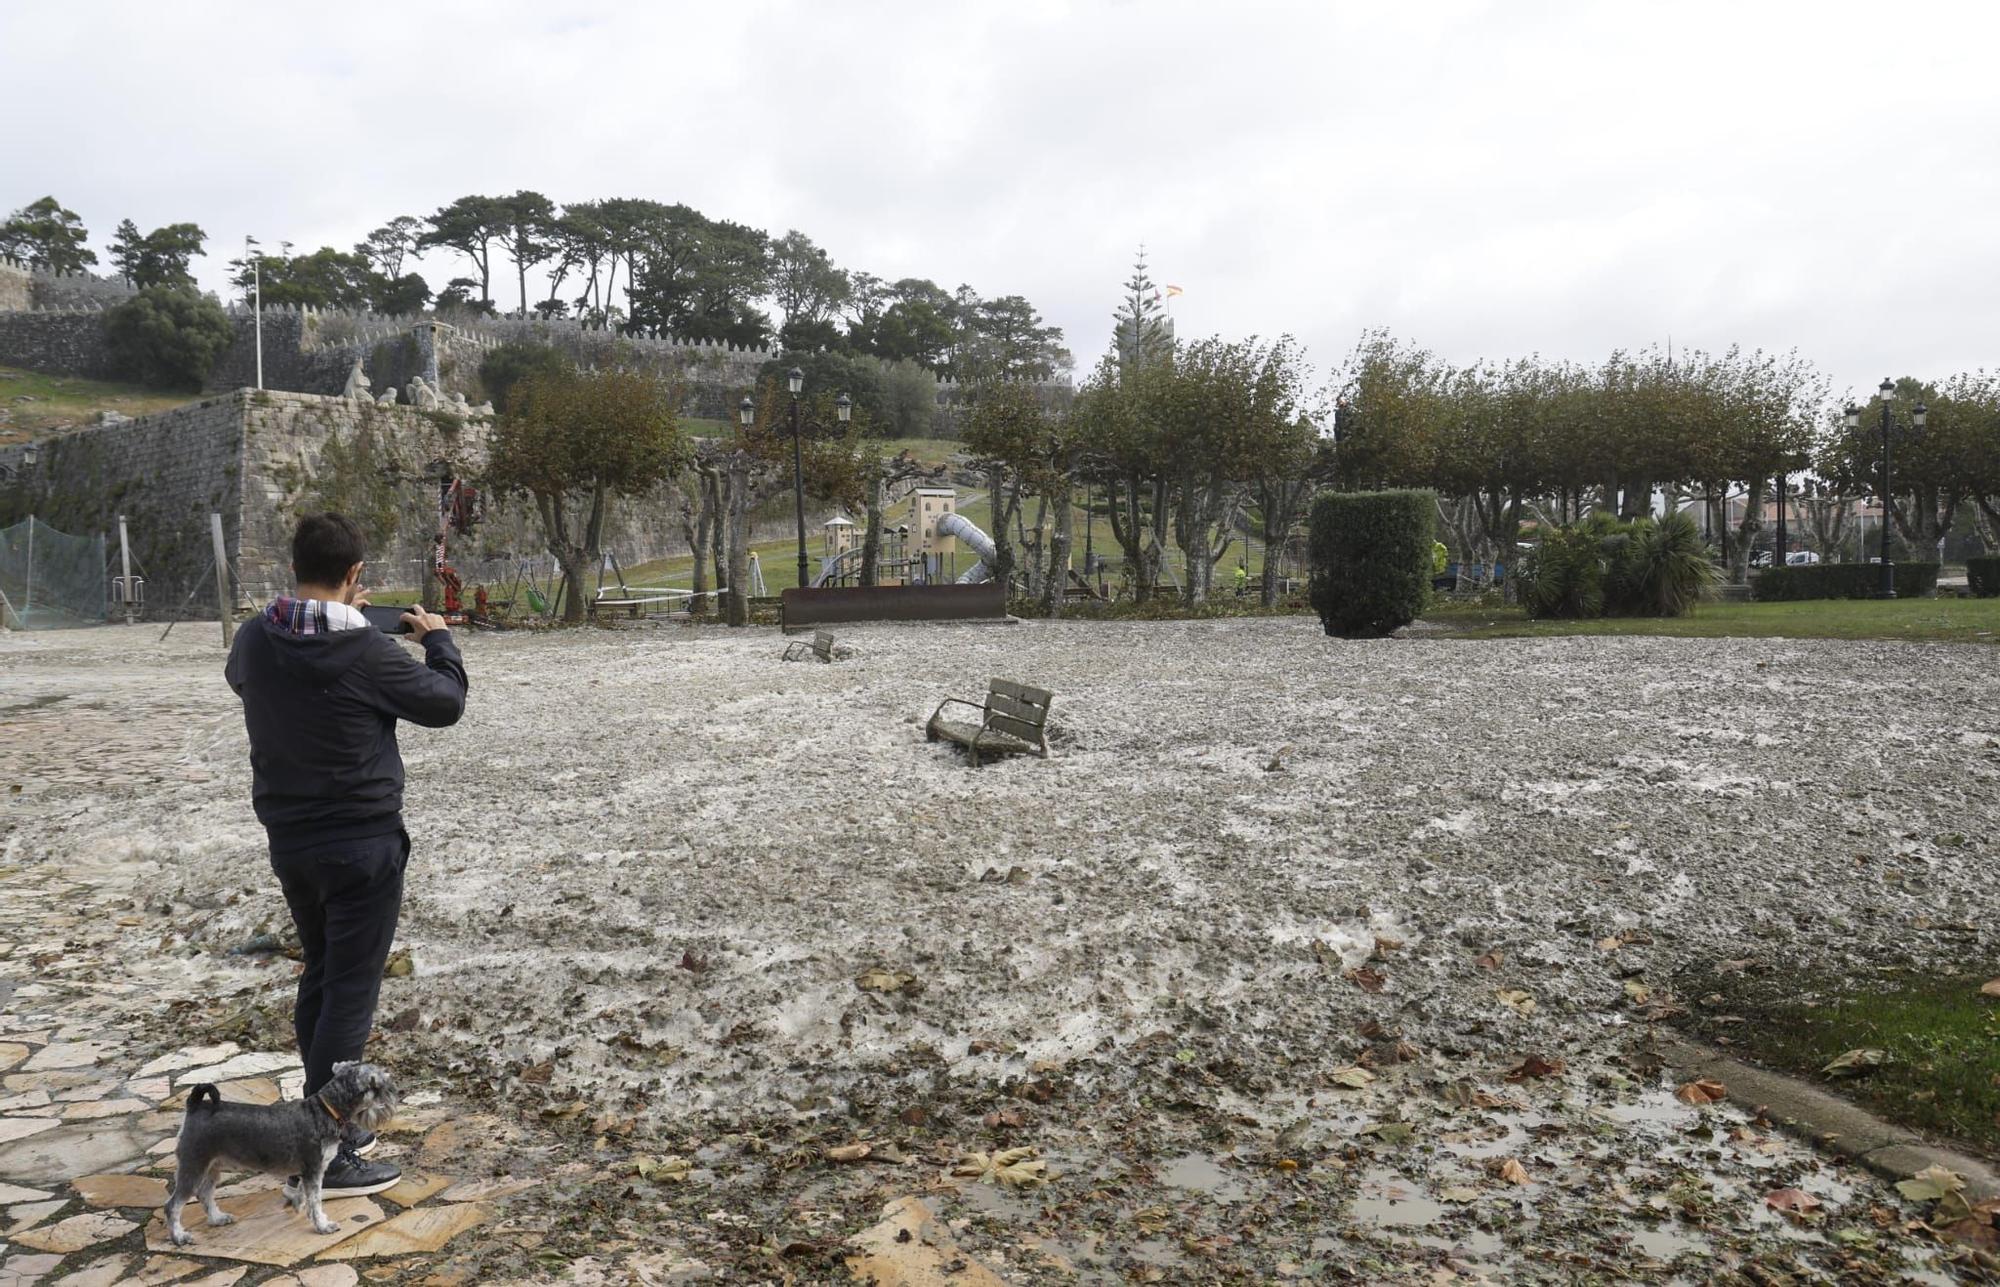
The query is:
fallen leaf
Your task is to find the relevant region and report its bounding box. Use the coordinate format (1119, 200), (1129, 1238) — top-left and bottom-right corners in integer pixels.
(1473, 950), (1504, 971)
(1896, 1164), (1967, 1205)
(1822, 1047), (1887, 1077)
(518, 1060), (554, 1084)
(1329, 1065), (1375, 1090)
(1273, 1158), (1298, 1172)
(1361, 1121), (1415, 1145)
(631, 1154), (691, 1183)
(1596, 935), (1625, 952)
(1980, 978), (2000, 998)
(1495, 989), (1536, 1016)
(1345, 966), (1387, 993)
(1440, 1185), (1481, 1203)
(826, 1143), (873, 1163)
(856, 967), (918, 994)
(1623, 980), (1652, 1005)
(1371, 936), (1404, 958)
(1675, 1079), (1728, 1105)
(1504, 1054), (1565, 1082)
(1935, 1197), (2000, 1251)
(1766, 1188), (1823, 1219)
(955, 1147), (1049, 1188)
(1492, 1158), (1531, 1185)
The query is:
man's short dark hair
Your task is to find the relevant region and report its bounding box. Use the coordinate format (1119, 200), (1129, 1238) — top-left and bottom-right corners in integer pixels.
(293, 513), (367, 588)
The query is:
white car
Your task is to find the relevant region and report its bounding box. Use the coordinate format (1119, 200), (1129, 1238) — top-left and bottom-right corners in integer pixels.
(1785, 551), (1820, 566)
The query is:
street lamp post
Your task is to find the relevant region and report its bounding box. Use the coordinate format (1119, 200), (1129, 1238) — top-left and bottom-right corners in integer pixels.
(1845, 378), (1926, 599)
(771, 372), (853, 593)
(1772, 473), (1787, 567)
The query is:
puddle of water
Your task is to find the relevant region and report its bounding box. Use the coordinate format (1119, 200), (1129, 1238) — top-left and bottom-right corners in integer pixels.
(1349, 1167), (1445, 1229)
(1414, 1230), (1503, 1257)
(1160, 1151), (1251, 1203)
(1630, 1224), (1711, 1262)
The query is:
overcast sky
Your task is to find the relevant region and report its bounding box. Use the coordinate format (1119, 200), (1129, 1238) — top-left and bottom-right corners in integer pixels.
(4, 0), (1995, 404)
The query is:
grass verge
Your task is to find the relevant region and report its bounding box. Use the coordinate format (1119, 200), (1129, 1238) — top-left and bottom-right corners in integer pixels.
(1677, 962), (2000, 1157)
(1422, 597), (2000, 645)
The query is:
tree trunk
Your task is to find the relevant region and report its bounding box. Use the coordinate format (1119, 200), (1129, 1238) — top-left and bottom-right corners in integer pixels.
(725, 454), (751, 627)
(860, 471), (884, 587)
(1039, 479), (1072, 618)
(1729, 479), (1763, 585)
(691, 490), (713, 615)
(986, 467), (1018, 591)
(536, 492), (591, 625)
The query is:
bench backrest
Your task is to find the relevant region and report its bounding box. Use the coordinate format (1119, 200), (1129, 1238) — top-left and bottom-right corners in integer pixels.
(983, 678), (1054, 740)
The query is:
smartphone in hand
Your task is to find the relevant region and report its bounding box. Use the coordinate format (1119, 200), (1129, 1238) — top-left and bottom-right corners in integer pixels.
(361, 604), (412, 634)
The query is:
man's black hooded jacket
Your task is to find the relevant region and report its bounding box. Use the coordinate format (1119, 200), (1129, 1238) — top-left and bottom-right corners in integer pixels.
(225, 611), (468, 851)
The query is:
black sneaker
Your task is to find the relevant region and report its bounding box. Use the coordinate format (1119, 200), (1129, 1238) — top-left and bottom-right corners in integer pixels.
(286, 1145), (400, 1200)
(348, 1130), (379, 1157)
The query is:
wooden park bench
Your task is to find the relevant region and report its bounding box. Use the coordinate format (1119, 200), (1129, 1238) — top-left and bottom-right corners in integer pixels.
(925, 679), (1054, 766)
(782, 629), (838, 663)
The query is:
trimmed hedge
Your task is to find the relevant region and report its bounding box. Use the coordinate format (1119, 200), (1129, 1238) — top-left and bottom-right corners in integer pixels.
(1752, 561), (1940, 601)
(1308, 489), (1436, 638)
(1968, 556), (2000, 598)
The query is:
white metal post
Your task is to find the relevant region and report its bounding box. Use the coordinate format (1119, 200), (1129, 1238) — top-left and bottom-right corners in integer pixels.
(246, 235), (263, 391)
(210, 512), (233, 645)
(117, 514), (134, 626)
(22, 513), (32, 623)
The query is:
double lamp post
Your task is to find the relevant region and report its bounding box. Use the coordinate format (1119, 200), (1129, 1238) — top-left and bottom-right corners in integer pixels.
(1844, 378), (1925, 599)
(739, 367), (850, 593)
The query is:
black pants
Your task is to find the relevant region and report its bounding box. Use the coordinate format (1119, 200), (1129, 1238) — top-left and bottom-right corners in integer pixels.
(269, 828), (408, 1100)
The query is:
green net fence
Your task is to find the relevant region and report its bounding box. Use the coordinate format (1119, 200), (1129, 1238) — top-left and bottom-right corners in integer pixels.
(0, 517), (107, 629)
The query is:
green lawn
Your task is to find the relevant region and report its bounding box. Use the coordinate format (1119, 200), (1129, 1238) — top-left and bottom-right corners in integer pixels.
(1679, 963), (2000, 1155)
(1423, 597), (2000, 645)
(0, 365), (197, 443)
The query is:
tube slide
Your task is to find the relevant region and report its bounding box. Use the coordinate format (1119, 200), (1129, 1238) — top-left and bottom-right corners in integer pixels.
(937, 512), (999, 583)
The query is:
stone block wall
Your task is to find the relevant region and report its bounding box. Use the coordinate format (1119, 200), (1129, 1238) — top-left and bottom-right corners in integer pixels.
(0, 260), (28, 312)
(0, 311), (119, 379)
(0, 391), (496, 614)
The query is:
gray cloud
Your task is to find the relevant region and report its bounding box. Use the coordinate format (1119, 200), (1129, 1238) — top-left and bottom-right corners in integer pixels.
(5, 0), (1994, 402)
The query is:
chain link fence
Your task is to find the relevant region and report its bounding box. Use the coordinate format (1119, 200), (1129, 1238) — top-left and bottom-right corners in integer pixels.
(0, 517), (107, 629)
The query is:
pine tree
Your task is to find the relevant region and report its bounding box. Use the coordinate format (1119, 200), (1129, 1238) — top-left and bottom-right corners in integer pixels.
(1111, 247), (1173, 370)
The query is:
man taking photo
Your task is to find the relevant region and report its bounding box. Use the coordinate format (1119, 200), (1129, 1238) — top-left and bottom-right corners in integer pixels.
(225, 512), (468, 1196)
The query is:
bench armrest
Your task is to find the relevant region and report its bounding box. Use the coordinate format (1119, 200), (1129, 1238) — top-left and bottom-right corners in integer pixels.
(928, 696), (985, 724)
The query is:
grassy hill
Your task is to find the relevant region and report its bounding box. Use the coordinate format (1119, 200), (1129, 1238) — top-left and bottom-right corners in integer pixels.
(0, 366), (197, 445)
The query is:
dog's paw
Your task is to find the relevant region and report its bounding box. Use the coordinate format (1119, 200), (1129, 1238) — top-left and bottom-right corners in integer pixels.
(169, 1229), (193, 1246)
(313, 1219), (341, 1235)
(209, 1212), (237, 1228)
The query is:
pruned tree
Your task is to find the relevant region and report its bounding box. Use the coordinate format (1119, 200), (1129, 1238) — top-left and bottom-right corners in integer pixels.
(487, 368), (690, 623)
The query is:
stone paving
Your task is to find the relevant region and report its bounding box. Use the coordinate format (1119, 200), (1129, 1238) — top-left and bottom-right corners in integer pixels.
(0, 635), (517, 1286)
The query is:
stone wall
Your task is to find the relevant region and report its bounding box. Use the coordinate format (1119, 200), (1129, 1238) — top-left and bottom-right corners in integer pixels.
(0, 389), (783, 619)
(0, 260), (28, 312)
(0, 391), (495, 613)
(0, 310), (119, 379)
(30, 268), (135, 311)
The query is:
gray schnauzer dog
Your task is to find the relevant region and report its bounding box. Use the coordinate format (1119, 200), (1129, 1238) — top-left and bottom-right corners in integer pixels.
(164, 1061), (399, 1246)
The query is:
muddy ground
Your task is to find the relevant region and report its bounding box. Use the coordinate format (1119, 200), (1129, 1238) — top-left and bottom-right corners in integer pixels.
(3, 618), (1997, 1283)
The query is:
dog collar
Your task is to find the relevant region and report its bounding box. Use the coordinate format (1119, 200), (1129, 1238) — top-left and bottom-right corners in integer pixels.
(316, 1093), (344, 1125)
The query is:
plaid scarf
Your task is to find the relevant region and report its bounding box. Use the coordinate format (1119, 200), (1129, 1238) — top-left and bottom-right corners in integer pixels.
(266, 596), (335, 635)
